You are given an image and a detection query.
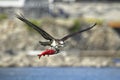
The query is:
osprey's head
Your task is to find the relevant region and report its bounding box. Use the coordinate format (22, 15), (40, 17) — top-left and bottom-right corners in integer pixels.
(51, 40), (65, 49)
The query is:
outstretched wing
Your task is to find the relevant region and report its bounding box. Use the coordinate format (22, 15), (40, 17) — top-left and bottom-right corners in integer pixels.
(61, 23), (97, 41)
(16, 14), (54, 41)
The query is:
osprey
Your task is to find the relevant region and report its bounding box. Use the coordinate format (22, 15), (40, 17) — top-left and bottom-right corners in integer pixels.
(17, 14), (96, 58)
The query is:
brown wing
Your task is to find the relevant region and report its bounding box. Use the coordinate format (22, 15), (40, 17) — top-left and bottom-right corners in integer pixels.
(61, 23), (97, 41)
(16, 14), (54, 41)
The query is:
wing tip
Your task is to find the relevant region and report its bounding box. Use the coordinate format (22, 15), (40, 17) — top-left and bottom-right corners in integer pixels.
(91, 22), (97, 28)
(15, 13), (25, 20)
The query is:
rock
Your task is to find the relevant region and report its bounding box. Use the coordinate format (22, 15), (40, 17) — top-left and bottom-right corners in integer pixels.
(54, 3), (120, 20)
(86, 25), (120, 50)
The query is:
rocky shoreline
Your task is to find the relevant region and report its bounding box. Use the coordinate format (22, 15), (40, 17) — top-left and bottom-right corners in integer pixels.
(0, 18), (120, 67)
(0, 50), (120, 67)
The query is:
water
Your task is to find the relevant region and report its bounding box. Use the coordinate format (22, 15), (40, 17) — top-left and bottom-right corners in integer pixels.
(0, 67), (120, 80)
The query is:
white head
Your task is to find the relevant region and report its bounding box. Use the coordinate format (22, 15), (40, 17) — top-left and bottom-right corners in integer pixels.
(51, 40), (65, 49)
(59, 41), (64, 47)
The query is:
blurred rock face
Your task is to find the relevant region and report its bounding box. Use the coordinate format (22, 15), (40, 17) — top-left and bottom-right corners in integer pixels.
(0, 20), (120, 67)
(0, 19), (70, 52)
(0, 2), (120, 67)
(0, 19), (120, 52)
(85, 25), (120, 50)
(54, 3), (120, 20)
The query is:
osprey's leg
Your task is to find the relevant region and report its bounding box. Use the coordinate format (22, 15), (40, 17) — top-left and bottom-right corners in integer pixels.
(39, 41), (51, 46)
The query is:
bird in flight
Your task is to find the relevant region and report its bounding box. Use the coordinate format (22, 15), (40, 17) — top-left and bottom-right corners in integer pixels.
(16, 14), (96, 59)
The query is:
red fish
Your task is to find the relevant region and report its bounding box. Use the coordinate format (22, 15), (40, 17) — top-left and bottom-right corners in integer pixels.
(37, 49), (56, 59)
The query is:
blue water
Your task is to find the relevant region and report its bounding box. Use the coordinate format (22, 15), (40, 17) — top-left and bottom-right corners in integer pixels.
(0, 67), (120, 80)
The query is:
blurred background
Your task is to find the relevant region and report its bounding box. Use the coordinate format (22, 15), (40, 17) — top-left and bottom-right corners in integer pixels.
(0, 0), (120, 70)
(0, 0), (120, 80)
